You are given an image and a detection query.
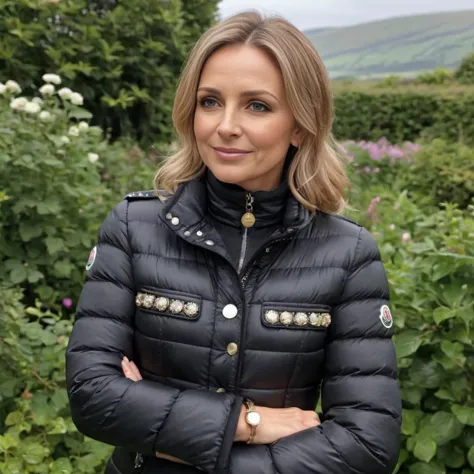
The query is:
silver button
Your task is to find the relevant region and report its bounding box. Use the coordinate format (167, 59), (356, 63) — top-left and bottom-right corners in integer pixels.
(184, 230), (191, 237)
(166, 213), (172, 220)
(216, 388), (226, 393)
(205, 240), (215, 246)
(265, 247), (271, 253)
(222, 304), (238, 319)
(171, 217), (180, 226)
(196, 231), (203, 237)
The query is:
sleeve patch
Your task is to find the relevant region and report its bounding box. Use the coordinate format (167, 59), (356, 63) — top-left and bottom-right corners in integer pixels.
(86, 246), (97, 271)
(379, 305), (393, 328)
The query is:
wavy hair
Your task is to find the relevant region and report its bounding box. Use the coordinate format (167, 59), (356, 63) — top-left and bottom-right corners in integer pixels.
(154, 10), (348, 213)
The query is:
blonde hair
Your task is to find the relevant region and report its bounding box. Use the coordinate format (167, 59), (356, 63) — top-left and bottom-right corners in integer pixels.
(154, 10), (348, 213)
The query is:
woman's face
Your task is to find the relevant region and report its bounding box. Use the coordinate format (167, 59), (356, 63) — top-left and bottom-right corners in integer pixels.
(194, 44), (302, 192)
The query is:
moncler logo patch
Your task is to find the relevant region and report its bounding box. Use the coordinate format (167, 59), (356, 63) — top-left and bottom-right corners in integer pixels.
(86, 246), (97, 271)
(379, 305), (393, 328)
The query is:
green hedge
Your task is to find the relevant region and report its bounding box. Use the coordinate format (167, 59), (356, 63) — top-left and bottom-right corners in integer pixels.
(0, 0), (218, 148)
(333, 91), (474, 146)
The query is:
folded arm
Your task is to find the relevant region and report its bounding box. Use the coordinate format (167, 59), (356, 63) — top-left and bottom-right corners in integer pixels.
(228, 228), (402, 474)
(65, 201), (242, 473)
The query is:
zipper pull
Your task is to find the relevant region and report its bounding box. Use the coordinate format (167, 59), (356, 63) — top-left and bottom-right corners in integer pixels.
(134, 453), (144, 469)
(241, 192), (255, 228)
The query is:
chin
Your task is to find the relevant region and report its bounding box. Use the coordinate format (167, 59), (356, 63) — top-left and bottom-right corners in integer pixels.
(207, 163), (250, 187)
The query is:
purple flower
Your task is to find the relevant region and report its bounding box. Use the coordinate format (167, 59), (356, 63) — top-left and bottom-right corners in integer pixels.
(62, 298), (73, 308)
(364, 166), (371, 173)
(374, 167), (380, 173)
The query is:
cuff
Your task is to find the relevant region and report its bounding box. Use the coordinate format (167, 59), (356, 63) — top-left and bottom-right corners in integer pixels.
(215, 395), (244, 472)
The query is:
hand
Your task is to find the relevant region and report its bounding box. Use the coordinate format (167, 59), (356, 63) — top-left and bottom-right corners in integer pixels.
(235, 405), (320, 444)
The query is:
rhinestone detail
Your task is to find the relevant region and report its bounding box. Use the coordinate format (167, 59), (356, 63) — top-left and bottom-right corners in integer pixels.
(136, 292), (199, 319)
(280, 311), (293, 326)
(184, 302), (199, 317)
(264, 310), (279, 325)
(294, 312), (309, 326)
(154, 296), (170, 311)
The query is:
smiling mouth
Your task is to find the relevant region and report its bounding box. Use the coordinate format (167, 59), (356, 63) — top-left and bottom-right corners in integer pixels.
(212, 147), (251, 160)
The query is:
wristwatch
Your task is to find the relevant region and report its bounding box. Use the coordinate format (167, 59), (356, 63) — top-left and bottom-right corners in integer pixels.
(244, 399), (261, 444)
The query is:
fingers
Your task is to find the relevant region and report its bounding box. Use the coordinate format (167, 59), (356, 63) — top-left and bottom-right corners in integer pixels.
(121, 356), (142, 382)
(129, 360), (143, 380)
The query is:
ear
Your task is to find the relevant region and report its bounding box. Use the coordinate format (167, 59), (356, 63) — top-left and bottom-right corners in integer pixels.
(290, 126), (304, 148)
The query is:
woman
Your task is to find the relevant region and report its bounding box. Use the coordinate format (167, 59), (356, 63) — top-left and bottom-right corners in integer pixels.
(66, 10), (401, 474)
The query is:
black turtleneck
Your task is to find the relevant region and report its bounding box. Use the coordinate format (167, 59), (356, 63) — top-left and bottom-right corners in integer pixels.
(206, 169), (289, 273)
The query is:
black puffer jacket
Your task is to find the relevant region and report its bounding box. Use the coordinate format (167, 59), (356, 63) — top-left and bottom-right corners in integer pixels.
(66, 176), (401, 474)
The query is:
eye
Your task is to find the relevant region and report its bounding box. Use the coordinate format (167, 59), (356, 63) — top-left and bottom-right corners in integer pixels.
(249, 101), (270, 112)
(199, 97), (219, 108)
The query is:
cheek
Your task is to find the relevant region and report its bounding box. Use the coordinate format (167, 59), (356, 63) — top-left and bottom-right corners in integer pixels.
(247, 118), (294, 150)
(194, 111), (214, 142)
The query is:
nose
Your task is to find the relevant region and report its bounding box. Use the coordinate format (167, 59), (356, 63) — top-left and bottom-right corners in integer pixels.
(216, 109), (242, 139)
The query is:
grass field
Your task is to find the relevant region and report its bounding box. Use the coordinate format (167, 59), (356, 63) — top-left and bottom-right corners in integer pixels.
(304, 10), (474, 79)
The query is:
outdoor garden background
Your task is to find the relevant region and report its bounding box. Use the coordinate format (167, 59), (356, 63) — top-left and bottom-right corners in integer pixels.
(0, 1), (473, 473)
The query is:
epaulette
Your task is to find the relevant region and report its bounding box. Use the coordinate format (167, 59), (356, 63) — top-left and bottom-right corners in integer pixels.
(331, 213), (362, 227)
(124, 190), (157, 200)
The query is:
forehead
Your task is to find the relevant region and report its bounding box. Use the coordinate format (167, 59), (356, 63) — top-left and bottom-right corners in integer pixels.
(199, 44), (284, 92)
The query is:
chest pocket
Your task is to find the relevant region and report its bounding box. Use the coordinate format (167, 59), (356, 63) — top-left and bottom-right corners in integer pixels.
(261, 303), (332, 330)
(135, 288), (202, 321)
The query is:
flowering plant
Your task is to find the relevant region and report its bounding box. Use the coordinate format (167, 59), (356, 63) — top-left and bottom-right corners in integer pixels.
(0, 74), (109, 306)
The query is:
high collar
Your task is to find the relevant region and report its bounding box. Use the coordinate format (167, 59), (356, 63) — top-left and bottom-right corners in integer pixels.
(206, 169), (289, 228)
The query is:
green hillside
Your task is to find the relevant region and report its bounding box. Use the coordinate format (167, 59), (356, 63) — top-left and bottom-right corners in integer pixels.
(304, 10), (474, 79)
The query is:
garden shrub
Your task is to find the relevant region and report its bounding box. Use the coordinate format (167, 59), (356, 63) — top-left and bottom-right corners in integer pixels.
(415, 68), (453, 85)
(0, 75), (157, 309)
(0, 0), (218, 148)
(333, 90), (474, 146)
(0, 286), (111, 473)
(344, 182), (474, 474)
(455, 52), (474, 85)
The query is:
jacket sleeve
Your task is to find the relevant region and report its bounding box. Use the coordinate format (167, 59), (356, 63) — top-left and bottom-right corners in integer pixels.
(65, 201), (243, 474)
(228, 227), (401, 474)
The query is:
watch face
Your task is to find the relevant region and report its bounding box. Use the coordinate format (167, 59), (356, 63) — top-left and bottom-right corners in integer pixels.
(246, 411), (261, 426)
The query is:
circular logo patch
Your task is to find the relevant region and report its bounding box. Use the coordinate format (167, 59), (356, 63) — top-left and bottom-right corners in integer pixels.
(86, 246), (97, 271)
(379, 305), (393, 328)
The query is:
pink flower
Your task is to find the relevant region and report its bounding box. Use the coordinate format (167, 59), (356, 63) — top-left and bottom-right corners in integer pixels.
(364, 166), (371, 173)
(63, 298), (73, 308)
(374, 167), (380, 173)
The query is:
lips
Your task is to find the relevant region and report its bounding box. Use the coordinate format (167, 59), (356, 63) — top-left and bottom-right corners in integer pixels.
(212, 146), (251, 161)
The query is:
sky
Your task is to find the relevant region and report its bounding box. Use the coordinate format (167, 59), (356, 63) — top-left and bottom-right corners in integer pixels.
(218, 0), (474, 31)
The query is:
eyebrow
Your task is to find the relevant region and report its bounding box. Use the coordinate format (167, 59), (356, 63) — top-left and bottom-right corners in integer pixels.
(197, 87), (279, 102)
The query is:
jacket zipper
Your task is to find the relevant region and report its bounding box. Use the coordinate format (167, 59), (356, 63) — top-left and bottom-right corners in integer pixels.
(237, 192), (254, 274)
(134, 453), (145, 471)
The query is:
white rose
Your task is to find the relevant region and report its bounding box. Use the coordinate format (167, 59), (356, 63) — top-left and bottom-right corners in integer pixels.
(68, 126), (80, 137)
(0, 83), (6, 95)
(24, 102), (41, 114)
(78, 121), (89, 131)
(5, 80), (22, 94)
(88, 152), (99, 163)
(389, 224), (396, 231)
(70, 92), (84, 105)
(42, 73), (61, 85)
(58, 87), (73, 100)
(401, 232), (411, 243)
(39, 84), (55, 96)
(10, 97), (28, 110)
(32, 97), (43, 105)
(39, 111), (54, 122)
(60, 136), (70, 145)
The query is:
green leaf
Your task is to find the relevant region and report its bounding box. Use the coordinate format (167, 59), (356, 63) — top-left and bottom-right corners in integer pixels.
(20, 442), (49, 465)
(414, 438), (437, 463)
(19, 223), (42, 241)
(53, 260), (73, 277)
(430, 412), (463, 444)
(409, 360), (443, 389)
(27, 269), (44, 283)
(433, 306), (457, 324)
(395, 330), (422, 358)
(402, 409), (422, 435)
(5, 411), (23, 426)
(45, 237), (64, 255)
(10, 266), (27, 284)
(445, 445), (465, 468)
(469, 445), (474, 468)
(452, 405), (474, 426)
(440, 340), (466, 366)
(409, 462), (445, 474)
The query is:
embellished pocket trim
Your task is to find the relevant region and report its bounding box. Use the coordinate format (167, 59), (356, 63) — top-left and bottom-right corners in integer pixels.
(136, 288), (202, 321)
(261, 303), (332, 330)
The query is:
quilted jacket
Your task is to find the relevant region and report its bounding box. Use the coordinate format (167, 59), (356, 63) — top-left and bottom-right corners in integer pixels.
(66, 176), (402, 474)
